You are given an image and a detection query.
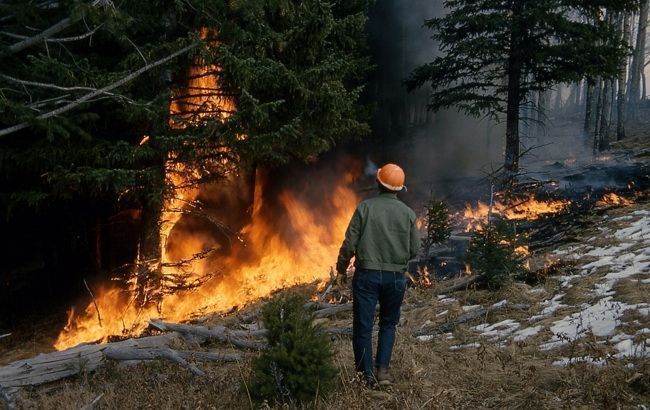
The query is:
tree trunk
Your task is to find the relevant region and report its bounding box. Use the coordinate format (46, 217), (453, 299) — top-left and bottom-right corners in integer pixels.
(593, 78), (604, 152)
(584, 78), (595, 138)
(504, 3), (524, 174)
(554, 85), (562, 111)
(599, 79), (612, 151)
(536, 91), (547, 144)
(628, 0), (649, 118)
(617, 14), (631, 140)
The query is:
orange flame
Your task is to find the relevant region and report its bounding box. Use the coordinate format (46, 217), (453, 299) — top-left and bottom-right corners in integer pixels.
(460, 194), (569, 231)
(596, 193), (633, 207)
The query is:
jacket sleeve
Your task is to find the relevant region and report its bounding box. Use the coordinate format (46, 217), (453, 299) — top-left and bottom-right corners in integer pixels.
(336, 206), (362, 274)
(409, 213), (420, 261)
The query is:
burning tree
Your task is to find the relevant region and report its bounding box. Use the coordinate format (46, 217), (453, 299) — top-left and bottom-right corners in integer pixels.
(0, 0), (370, 343)
(406, 0), (638, 174)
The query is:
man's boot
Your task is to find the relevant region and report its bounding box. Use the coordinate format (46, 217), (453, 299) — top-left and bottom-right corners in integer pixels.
(376, 368), (393, 385)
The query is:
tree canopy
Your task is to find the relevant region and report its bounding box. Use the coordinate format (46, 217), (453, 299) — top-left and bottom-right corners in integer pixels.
(0, 0), (370, 216)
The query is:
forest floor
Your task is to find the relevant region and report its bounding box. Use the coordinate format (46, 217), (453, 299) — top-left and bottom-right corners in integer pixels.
(6, 199), (647, 409)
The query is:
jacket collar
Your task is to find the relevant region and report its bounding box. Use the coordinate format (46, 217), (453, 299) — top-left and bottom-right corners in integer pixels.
(379, 192), (398, 199)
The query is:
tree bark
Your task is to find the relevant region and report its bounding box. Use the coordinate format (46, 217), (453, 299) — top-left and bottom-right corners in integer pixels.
(593, 78), (604, 152)
(599, 79), (612, 151)
(504, 3), (524, 174)
(584, 78), (595, 137)
(617, 14), (631, 140)
(628, 0), (649, 117)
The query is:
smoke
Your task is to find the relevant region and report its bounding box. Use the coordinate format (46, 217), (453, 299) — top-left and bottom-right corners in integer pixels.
(365, 0), (600, 203)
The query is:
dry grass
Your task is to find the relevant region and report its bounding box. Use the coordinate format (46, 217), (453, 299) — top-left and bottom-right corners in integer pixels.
(14, 277), (650, 410)
(8, 203), (650, 409)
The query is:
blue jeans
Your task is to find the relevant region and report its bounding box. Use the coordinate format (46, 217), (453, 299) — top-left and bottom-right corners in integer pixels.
(352, 269), (406, 377)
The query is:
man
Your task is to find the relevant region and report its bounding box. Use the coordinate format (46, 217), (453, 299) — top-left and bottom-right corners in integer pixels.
(336, 163), (420, 385)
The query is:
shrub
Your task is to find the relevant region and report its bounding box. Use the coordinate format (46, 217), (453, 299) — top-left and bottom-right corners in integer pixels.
(421, 197), (452, 256)
(249, 293), (337, 405)
(464, 219), (523, 289)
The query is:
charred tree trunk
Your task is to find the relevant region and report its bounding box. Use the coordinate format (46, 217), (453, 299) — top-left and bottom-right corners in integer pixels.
(628, 0), (649, 118)
(617, 14), (631, 140)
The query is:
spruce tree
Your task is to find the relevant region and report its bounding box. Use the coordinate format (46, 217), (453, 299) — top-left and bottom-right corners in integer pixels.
(406, 0), (638, 174)
(250, 293), (337, 405)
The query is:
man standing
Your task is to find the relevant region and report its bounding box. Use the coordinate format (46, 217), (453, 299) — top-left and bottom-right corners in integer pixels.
(336, 163), (420, 385)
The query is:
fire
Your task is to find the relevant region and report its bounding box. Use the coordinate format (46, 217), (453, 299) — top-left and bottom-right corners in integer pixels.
(54, 29), (359, 350)
(460, 194), (569, 231)
(596, 192), (633, 207)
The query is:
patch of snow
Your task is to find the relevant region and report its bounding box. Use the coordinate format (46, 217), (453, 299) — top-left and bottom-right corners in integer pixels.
(614, 339), (648, 359)
(436, 310), (448, 317)
(552, 357), (607, 367)
(462, 305), (482, 312)
(437, 294), (447, 300)
(528, 288), (545, 294)
(614, 217), (650, 241)
(491, 300), (508, 309)
(529, 293), (566, 322)
(473, 319), (520, 340)
(439, 298), (457, 305)
(512, 325), (544, 342)
(449, 342), (481, 350)
(417, 335), (434, 342)
(541, 298), (641, 350)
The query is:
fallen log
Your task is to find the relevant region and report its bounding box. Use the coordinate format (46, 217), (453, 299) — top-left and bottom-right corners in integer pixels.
(149, 319), (266, 350)
(0, 331), (242, 399)
(313, 304), (353, 318)
(104, 346), (205, 376)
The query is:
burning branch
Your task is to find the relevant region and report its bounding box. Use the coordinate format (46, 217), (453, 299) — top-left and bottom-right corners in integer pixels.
(83, 279), (103, 328)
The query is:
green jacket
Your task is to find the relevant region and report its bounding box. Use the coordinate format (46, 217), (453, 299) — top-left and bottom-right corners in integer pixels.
(337, 192), (420, 273)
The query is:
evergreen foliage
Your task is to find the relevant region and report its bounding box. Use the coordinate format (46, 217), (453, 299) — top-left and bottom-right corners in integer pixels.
(250, 293), (337, 405)
(421, 198), (451, 256)
(406, 0), (639, 172)
(0, 0), (370, 215)
(464, 219), (523, 290)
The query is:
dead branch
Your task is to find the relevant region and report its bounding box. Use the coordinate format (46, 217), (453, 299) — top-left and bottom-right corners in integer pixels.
(0, 333), (11, 340)
(312, 304), (352, 319)
(435, 275), (481, 295)
(1, 24), (102, 43)
(149, 319), (266, 350)
(79, 393), (103, 410)
(83, 279), (102, 327)
(0, 42), (198, 138)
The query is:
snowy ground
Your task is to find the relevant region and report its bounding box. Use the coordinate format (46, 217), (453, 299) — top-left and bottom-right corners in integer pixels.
(416, 205), (650, 365)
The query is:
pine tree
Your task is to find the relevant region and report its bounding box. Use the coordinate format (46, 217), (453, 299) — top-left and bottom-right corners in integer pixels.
(406, 0), (638, 174)
(250, 293), (337, 405)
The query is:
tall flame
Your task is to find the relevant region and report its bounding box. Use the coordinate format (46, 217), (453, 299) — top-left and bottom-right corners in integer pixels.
(54, 29), (359, 350)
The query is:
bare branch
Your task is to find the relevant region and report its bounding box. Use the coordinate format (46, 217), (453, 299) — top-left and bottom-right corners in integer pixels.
(0, 42), (198, 138)
(0, 25), (101, 43)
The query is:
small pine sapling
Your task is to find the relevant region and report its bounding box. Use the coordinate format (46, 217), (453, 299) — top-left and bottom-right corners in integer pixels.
(464, 218), (524, 290)
(421, 198), (452, 256)
(250, 293), (337, 405)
